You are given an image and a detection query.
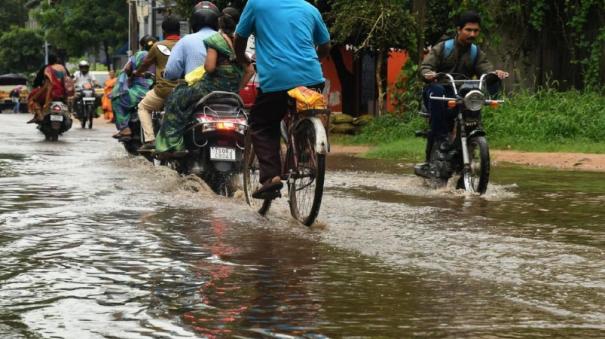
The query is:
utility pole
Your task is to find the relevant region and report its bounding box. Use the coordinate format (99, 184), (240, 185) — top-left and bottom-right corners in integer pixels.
(151, 0), (157, 38)
(128, 0), (138, 54)
(44, 0), (51, 64)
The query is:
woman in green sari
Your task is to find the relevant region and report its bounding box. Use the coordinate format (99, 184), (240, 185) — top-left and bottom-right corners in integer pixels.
(155, 7), (254, 154)
(112, 36), (157, 138)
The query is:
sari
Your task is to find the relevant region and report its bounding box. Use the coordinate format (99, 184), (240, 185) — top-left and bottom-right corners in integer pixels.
(28, 64), (67, 120)
(155, 33), (243, 152)
(111, 51), (153, 131)
(102, 77), (117, 120)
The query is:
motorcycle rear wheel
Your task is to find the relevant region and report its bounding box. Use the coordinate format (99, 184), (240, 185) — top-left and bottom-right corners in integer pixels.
(463, 136), (490, 194)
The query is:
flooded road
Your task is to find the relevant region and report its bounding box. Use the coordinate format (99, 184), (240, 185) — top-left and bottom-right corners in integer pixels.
(1, 113), (604, 338)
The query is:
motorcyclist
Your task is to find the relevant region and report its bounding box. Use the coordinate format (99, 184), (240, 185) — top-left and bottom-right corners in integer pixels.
(234, 0), (331, 199)
(72, 60), (98, 118)
(164, 1), (219, 80)
(149, 2), (219, 155)
(133, 15), (182, 152)
(415, 10), (509, 177)
(154, 7), (254, 156)
(73, 60), (98, 88)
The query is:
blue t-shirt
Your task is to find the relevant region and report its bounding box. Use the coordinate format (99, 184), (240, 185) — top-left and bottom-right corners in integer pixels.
(164, 27), (217, 80)
(235, 0), (330, 93)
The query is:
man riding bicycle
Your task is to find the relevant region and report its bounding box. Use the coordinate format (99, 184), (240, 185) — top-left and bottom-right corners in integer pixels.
(415, 11), (509, 177)
(133, 15), (181, 152)
(234, 0), (331, 200)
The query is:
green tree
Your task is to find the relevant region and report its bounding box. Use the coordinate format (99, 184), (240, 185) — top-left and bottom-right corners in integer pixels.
(0, 0), (28, 32)
(0, 27), (45, 74)
(328, 0), (417, 115)
(35, 0), (128, 69)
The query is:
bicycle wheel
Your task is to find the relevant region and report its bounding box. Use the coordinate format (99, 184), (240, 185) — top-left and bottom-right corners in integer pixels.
(242, 130), (272, 215)
(463, 136), (490, 194)
(288, 119), (325, 226)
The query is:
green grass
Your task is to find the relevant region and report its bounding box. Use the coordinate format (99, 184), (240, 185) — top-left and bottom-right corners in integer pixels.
(330, 89), (605, 161)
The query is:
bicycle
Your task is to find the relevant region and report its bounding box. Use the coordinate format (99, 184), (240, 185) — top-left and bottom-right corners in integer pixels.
(243, 90), (330, 226)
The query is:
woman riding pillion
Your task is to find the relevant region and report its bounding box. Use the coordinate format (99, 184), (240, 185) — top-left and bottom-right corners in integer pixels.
(111, 35), (157, 139)
(154, 7), (255, 156)
(26, 54), (70, 124)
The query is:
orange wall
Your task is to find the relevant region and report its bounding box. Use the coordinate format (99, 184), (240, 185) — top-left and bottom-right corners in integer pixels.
(386, 50), (408, 112)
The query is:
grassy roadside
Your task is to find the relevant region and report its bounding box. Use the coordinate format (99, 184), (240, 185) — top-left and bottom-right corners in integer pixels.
(332, 89), (605, 161)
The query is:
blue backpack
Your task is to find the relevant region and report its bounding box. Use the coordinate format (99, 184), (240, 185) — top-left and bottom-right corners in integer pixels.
(443, 39), (478, 68)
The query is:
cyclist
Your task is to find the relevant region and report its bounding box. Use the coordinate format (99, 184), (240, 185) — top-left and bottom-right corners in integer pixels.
(416, 11), (508, 177)
(234, 0), (331, 199)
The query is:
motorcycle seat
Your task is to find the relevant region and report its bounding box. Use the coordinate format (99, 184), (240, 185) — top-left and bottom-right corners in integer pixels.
(195, 91), (244, 117)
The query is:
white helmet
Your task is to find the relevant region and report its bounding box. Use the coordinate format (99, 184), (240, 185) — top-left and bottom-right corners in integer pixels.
(78, 60), (90, 67)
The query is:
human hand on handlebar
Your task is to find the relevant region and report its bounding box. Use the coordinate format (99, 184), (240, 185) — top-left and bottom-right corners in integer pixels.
(493, 70), (509, 79)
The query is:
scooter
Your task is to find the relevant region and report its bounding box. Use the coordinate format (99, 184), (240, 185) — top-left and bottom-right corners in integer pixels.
(37, 101), (72, 141)
(168, 91), (248, 197)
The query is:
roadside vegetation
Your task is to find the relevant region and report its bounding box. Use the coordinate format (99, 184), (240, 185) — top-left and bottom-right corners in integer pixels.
(335, 88), (605, 160)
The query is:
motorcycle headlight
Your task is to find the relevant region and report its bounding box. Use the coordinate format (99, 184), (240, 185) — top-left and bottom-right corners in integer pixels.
(463, 90), (485, 112)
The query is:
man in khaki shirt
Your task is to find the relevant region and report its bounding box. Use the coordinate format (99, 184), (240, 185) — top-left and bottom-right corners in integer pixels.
(134, 15), (181, 151)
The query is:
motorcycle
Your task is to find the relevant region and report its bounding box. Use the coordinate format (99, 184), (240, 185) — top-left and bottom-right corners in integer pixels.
(75, 82), (97, 129)
(167, 91), (248, 197)
(414, 72), (503, 195)
(37, 101), (72, 141)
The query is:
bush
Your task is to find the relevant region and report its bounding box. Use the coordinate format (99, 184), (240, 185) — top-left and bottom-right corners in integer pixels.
(483, 89), (605, 143)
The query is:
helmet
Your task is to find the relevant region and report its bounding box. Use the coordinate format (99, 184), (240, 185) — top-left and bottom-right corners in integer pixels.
(190, 1), (219, 32)
(78, 60), (90, 68)
(139, 35), (158, 51)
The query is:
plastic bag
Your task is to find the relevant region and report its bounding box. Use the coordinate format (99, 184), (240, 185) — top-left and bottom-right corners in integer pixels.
(287, 86), (327, 111)
(185, 65), (206, 86)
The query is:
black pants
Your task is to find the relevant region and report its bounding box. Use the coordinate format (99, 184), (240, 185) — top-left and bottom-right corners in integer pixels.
(249, 84), (323, 184)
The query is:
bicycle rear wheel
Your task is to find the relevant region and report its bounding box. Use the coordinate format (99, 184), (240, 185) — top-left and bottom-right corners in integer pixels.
(288, 119), (325, 226)
(242, 130), (272, 215)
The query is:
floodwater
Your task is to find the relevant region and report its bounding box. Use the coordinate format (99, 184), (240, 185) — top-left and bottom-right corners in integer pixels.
(1, 112), (604, 338)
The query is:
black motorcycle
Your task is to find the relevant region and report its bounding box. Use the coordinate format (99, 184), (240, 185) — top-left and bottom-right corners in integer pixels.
(75, 83), (97, 129)
(167, 91), (248, 197)
(414, 72), (503, 195)
(37, 101), (72, 141)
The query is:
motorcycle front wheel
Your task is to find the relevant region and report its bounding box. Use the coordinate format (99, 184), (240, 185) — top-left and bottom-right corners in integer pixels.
(463, 136), (490, 195)
(87, 106), (94, 129)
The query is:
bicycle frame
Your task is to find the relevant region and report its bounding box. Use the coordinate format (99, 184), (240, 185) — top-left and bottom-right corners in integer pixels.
(281, 109), (329, 181)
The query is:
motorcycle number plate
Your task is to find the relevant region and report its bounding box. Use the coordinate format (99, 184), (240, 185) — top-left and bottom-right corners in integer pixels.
(50, 115), (64, 122)
(210, 147), (236, 161)
(83, 97), (95, 101)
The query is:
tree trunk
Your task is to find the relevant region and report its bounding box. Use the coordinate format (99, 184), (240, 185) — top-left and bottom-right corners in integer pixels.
(375, 51), (385, 116)
(330, 46), (354, 115)
(412, 0), (427, 63)
(103, 41), (111, 71)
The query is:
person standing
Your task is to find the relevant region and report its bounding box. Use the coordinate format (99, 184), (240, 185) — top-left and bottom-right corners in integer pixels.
(101, 70), (116, 121)
(233, 0), (331, 199)
(10, 86), (21, 113)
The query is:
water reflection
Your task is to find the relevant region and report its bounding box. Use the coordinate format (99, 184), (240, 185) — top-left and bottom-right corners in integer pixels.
(0, 114), (604, 338)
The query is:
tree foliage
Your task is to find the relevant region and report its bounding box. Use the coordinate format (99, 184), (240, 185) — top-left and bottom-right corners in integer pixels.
(34, 0), (128, 66)
(0, 27), (45, 74)
(0, 0), (28, 32)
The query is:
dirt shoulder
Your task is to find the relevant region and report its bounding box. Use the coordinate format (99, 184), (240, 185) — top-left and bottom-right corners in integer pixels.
(491, 150), (605, 172)
(330, 144), (605, 172)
